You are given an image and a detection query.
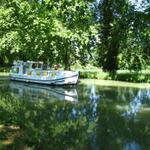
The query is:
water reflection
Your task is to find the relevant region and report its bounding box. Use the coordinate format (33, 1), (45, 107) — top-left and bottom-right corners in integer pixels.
(90, 86), (100, 119)
(0, 81), (150, 149)
(9, 81), (78, 102)
(123, 142), (140, 150)
(123, 89), (150, 118)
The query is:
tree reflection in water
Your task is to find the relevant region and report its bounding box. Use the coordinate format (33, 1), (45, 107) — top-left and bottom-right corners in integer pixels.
(0, 82), (150, 149)
(123, 89), (150, 118)
(123, 142), (140, 150)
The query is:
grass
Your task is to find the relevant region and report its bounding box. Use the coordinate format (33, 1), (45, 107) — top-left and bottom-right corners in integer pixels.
(72, 63), (150, 82)
(0, 66), (150, 83)
(0, 72), (9, 81)
(79, 70), (150, 83)
(80, 79), (150, 89)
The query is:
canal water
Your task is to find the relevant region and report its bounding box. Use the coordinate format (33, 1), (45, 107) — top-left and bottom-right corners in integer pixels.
(0, 80), (150, 150)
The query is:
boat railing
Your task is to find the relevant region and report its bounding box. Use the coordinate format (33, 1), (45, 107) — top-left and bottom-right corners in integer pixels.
(25, 69), (61, 77)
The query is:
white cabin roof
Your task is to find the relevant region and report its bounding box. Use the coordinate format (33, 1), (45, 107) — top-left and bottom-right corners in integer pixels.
(26, 61), (43, 64)
(13, 60), (43, 66)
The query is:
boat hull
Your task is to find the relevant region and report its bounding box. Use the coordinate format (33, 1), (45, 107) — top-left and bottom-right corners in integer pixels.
(10, 71), (79, 85)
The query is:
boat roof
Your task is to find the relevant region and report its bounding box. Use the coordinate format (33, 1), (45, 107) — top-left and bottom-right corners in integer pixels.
(14, 60), (43, 63)
(26, 61), (43, 64)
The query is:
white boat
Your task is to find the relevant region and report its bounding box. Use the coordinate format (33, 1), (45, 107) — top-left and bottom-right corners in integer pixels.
(10, 60), (79, 85)
(9, 81), (78, 102)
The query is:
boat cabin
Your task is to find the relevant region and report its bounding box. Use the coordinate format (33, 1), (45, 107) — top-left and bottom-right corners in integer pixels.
(11, 60), (44, 75)
(10, 60), (79, 85)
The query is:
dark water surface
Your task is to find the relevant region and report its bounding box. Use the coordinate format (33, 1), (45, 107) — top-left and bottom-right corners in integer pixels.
(0, 80), (150, 150)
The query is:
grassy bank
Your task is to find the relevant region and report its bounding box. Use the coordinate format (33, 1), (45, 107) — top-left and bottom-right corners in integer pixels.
(80, 79), (150, 88)
(0, 69), (150, 83)
(79, 70), (150, 83)
(0, 72), (9, 81)
(0, 67), (10, 73)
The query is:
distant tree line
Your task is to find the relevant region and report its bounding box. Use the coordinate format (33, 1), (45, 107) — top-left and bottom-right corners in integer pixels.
(0, 0), (149, 71)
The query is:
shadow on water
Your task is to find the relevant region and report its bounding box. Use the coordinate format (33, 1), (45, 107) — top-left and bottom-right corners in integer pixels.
(0, 81), (150, 149)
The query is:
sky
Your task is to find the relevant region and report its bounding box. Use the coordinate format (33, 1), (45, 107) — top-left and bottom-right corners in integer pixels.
(130, 0), (143, 8)
(130, 0), (149, 11)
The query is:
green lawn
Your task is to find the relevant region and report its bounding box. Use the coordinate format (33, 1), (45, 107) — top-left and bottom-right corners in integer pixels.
(0, 69), (150, 83)
(80, 79), (150, 89)
(0, 72), (9, 81)
(79, 70), (150, 83)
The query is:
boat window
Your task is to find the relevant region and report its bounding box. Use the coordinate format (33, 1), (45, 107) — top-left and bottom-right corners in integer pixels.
(32, 63), (42, 69)
(38, 63), (42, 68)
(12, 67), (19, 73)
(32, 63), (36, 69)
(26, 63), (30, 68)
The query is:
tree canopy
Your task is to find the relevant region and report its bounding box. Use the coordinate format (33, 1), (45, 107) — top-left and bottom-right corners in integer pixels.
(0, 0), (149, 71)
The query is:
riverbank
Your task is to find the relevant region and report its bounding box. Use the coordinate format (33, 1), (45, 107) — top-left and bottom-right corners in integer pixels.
(80, 79), (150, 89)
(0, 70), (150, 83)
(79, 70), (150, 83)
(0, 72), (9, 81)
(1, 73), (150, 88)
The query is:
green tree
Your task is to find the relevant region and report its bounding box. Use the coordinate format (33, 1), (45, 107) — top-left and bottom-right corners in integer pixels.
(98, 0), (131, 72)
(118, 0), (150, 70)
(0, 0), (97, 69)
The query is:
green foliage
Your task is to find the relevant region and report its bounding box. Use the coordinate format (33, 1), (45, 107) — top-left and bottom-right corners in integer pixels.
(0, 0), (97, 69)
(98, 0), (133, 71)
(113, 70), (150, 82)
(97, 0), (150, 71)
(80, 70), (110, 80)
(118, 6), (150, 70)
(0, 0), (149, 72)
(0, 67), (9, 72)
(79, 70), (150, 82)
